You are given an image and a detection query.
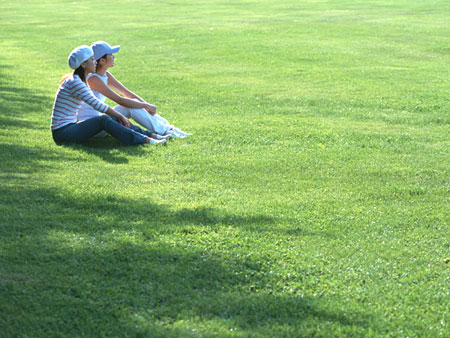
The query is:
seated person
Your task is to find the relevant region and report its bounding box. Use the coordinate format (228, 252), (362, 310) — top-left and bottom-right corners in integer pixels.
(78, 41), (191, 138)
(51, 45), (166, 146)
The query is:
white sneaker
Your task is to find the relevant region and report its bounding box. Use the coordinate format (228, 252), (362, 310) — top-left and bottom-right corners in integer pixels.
(155, 134), (172, 140)
(172, 128), (192, 136)
(167, 130), (186, 138)
(145, 138), (166, 145)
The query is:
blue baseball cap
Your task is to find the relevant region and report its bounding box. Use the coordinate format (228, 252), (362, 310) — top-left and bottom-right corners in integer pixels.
(68, 45), (94, 69)
(91, 41), (120, 60)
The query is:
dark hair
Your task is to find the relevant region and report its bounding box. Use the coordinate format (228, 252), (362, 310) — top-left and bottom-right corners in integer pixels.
(73, 65), (86, 82)
(95, 54), (108, 72)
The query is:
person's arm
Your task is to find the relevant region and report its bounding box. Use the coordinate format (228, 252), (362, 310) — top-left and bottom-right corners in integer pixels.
(88, 75), (154, 112)
(107, 72), (157, 115)
(105, 106), (131, 127)
(70, 76), (131, 127)
(107, 72), (143, 100)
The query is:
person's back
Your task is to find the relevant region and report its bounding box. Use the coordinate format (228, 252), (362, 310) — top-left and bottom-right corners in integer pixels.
(51, 73), (108, 130)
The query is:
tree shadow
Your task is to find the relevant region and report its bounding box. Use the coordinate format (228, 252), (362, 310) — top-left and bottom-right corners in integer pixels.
(1, 181), (375, 336)
(2, 134), (147, 170)
(2, 236), (372, 336)
(0, 61), (375, 334)
(0, 140), (334, 239)
(0, 184), (277, 235)
(0, 65), (51, 130)
(0, 143), (88, 174)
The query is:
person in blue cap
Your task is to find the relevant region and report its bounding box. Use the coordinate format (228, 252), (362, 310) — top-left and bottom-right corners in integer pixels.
(77, 41), (191, 138)
(51, 45), (166, 145)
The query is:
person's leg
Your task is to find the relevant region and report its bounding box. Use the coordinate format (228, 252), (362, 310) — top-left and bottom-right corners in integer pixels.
(146, 112), (191, 137)
(109, 113), (152, 137)
(53, 115), (150, 145)
(93, 130), (109, 138)
(114, 105), (132, 118)
(125, 120), (171, 141)
(150, 114), (174, 135)
(100, 115), (150, 145)
(52, 117), (109, 143)
(170, 127), (192, 137)
(114, 105), (172, 135)
(108, 115), (168, 143)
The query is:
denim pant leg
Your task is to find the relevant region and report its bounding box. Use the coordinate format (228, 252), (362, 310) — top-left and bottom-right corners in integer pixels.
(129, 123), (153, 138)
(99, 115), (150, 145)
(52, 117), (109, 143)
(53, 115), (149, 145)
(109, 116), (153, 140)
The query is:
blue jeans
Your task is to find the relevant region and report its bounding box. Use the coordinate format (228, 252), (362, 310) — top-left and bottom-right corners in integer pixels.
(52, 115), (151, 145)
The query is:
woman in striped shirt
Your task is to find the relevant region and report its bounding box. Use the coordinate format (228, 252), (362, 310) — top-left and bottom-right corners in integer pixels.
(51, 45), (166, 146)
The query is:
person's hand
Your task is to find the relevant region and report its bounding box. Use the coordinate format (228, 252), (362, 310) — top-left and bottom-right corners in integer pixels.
(117, 114), (131, 128)
(144, 103), (157, 116)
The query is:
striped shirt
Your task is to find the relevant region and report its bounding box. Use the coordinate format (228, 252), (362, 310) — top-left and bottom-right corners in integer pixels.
(51, 74), (109, 130)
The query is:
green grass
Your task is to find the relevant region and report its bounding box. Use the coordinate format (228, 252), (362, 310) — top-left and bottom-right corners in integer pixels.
(1, 0), (450, 336)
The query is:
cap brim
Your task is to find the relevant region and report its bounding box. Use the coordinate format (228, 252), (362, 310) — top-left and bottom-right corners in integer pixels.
(111, 46), (120, 54)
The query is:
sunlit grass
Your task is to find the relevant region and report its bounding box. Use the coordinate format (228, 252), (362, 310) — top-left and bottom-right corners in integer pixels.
(1, 0), (450, 336)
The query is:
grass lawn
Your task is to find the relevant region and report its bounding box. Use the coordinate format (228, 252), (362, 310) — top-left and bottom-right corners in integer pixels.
(1, 0), (450, 336)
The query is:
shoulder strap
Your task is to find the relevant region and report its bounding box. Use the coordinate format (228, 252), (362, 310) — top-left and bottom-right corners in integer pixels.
(86, 73), (102, 81)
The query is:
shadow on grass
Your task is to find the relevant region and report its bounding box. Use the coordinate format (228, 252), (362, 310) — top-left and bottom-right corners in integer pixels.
(1, 181), (373, 336)
(2, 239), (369, 336)
(0, 143), (90, 175)
(0, 62), (371, 335)
(64, 140), (135, 164)
(1, 139), (151, 174)
(0, 65), (52, 130)
(0, 185), (277, 235)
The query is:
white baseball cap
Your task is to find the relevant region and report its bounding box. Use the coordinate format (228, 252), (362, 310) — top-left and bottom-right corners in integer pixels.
(68, 45), (94, 69)
(91, 41), (120, 60)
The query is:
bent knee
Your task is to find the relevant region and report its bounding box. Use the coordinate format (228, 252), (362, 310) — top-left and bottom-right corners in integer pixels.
(130, 108), (147, 115)
(99, 114), (114, 122)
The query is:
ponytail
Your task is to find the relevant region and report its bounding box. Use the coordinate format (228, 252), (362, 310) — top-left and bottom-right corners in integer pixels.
(59, 73), (71, 85)
(59, 65), (86, 85)
(73, 65), (86, 82)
